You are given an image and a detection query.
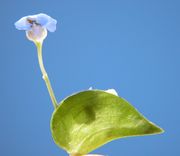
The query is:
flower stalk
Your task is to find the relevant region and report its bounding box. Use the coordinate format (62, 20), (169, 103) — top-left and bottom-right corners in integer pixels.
(15, 13), (58, 109)
(36, 41), (58, 109)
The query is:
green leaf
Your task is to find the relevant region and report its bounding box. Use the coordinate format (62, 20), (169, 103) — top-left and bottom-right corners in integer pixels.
(50, 90), (163, 155)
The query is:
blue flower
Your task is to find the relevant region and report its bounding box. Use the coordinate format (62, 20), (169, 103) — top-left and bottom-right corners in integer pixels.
(15, 13), (57, 42)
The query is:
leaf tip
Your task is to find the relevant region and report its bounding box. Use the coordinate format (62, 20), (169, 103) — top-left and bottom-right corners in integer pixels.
(146, 121), (165, 135)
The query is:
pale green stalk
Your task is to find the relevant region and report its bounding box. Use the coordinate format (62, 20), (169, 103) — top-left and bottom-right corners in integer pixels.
(35, 41), (58, 109)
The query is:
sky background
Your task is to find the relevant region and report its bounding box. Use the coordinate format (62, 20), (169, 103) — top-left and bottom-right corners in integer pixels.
(0, 0), (180, 156)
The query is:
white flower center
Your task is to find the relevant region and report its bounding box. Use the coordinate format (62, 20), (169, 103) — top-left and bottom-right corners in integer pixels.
(26, 19), (47, 42)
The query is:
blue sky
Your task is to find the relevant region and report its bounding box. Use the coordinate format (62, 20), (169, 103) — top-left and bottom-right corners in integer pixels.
(0, 0), (180, 156)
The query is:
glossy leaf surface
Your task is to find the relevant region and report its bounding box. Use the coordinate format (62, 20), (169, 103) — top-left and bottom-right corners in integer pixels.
(51, 90), (163, 155)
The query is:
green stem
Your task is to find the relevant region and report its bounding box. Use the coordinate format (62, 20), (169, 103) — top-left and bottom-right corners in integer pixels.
(35, 41), (58, 109)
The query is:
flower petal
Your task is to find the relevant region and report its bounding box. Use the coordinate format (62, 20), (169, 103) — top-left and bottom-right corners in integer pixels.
(36, 13), (50, 26)
(36, 13), (57, 32)
(45, 18), (57, 32)
(14, 16), (31, 30)
(105, 89), (118, 96)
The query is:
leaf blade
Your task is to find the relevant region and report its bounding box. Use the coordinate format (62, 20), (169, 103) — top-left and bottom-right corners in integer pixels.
(51, 90), (163, 154)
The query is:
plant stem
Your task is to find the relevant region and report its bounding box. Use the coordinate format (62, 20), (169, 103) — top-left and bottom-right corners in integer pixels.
(35, 41), (58, 109)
